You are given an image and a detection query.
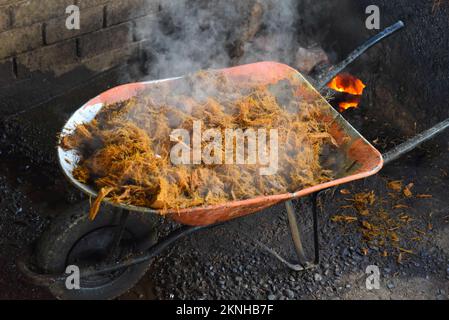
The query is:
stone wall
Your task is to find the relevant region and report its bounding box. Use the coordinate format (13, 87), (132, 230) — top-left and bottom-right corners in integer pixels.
(0, 0), (301, 117)
(0, 0), (160, 83)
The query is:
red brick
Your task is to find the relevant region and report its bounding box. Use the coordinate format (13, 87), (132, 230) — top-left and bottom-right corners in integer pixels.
(46, 5), (104, 44)
(106, 0), (159, 26)
(12, 0), (75, 27)
(16, 40), (79, 77)
(78, 22), (133, 58)
(0, 23), (42, 59)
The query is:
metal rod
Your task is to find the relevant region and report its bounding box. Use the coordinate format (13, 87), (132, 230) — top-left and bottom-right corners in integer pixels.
(317, 20), (405, 90)
(82, 225), (208, 277)
(383, 117), (449, 165)
(251, 239), (306, 271)
(285, 200), (311, 266)
(248, 194), (321, 272)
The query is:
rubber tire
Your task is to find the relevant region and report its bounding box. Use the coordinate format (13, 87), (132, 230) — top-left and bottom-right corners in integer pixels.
(35, 202), (158, 300)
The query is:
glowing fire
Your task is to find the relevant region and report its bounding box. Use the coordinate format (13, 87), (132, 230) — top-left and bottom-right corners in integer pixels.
(328, 73), (366, 95)
(327, 73), (366, 112)
(339, 97), (361, 111)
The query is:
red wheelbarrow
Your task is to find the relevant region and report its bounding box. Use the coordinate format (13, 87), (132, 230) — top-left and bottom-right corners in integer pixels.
(17, 21), (449, 299)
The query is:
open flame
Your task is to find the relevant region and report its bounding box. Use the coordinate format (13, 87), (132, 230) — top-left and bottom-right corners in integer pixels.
(327, 73), (366, 95)
(327, 73), (366, 112)
(338, 96), (363, 111)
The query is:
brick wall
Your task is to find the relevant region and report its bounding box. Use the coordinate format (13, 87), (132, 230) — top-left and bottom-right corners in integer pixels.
(0, 0), (161, 84)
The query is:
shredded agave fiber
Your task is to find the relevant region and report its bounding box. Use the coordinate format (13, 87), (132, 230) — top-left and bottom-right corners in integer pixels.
(61, 71), (336, 219)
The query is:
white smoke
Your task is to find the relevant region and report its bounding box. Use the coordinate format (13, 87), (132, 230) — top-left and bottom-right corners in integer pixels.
(137, 0), (300, 79)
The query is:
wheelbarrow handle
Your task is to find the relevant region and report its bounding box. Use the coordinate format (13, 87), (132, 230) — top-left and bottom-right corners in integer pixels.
(383, 117), (449, 165)
(317, 20), (405, 91)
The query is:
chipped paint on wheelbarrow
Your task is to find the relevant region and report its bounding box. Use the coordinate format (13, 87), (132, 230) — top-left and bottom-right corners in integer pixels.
(58, 61), (384, 227)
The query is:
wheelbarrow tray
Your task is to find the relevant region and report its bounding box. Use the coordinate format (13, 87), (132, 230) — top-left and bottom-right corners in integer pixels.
(58, 61), (383, 226)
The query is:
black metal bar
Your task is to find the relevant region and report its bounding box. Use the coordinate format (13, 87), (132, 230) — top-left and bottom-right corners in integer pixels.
(383, 117), (449, 165)
(317, 21), (405, 91)
(86, 225), (208, 276)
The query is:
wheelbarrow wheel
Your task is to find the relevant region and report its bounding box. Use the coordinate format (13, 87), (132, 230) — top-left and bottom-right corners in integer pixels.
(35, 202), (158, 300)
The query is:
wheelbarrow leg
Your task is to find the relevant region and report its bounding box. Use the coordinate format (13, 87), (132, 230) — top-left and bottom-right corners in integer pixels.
(249, 193), (320, 271)
(285, 192), (320, 268)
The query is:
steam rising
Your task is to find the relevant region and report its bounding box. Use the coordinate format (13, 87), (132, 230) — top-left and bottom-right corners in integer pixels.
(137, 0), (300, 79)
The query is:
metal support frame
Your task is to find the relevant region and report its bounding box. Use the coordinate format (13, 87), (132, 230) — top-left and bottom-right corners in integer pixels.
(286, 193), (320, 267)
(250, 193), (320, 271)
(18, 194), (322, 287)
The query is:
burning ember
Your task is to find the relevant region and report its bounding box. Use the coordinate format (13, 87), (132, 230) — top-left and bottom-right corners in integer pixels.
(327, 73), (366, 112)
(339, 96), (362, 112)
